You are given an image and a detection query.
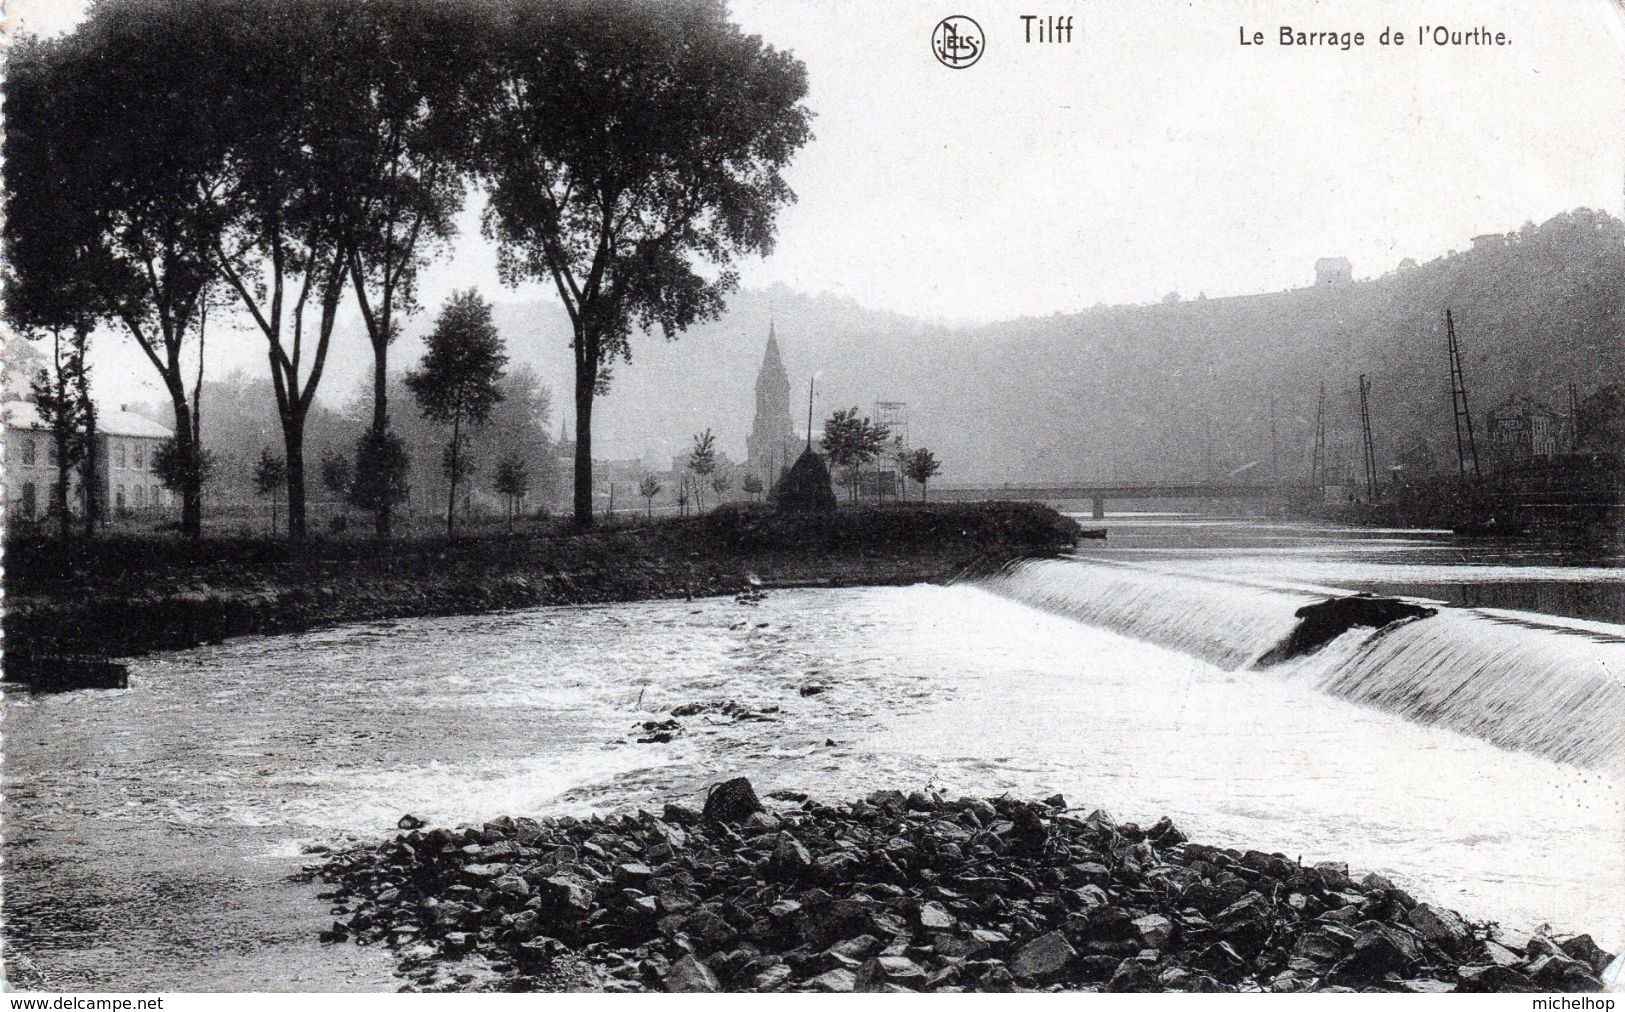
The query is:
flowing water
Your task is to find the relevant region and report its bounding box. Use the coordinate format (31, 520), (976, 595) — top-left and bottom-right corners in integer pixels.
(3, 515), (1622, 990)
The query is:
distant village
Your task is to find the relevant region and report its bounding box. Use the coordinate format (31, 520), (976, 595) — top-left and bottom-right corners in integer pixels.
(1, 318), (928, 534)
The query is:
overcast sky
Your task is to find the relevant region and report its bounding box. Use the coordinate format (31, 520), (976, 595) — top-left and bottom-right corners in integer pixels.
(10, 0), (1625, 412)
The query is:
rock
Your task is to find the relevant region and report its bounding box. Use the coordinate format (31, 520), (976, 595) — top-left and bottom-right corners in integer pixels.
(517, 935), (566, 967)
(703, 777), (765, 822)
(1147, 816), (1185, 844)
(1407, 902), (1469, 953)
(1397, 978), (1455, 994)
(663, 953), (720, 992)
(977, 964), (1017, 992)
(1482, 940), (1523, 967)
(397, 814), (426, 830)
(1456, 964), (1540, 992)
(661, 803), (701, 826)
(1107, 959), (1159, 993)
(798, 684), (826, 697)
(812, 851), (859, 884)
(855, 955), (927, 992)
(744, 811), (781, 832)
(808, 968), (856, 993)
(1294, 923), (1356, 963)
(765, 833), (813, 882)
(1529, 953), (1606, 992)
(537, 874), (595, 917)
(1330, 925), (1420, 982)
(969, 928), (1010, 949)
(1132, 914), (1173, 950)
(1013, 930), (1076, 981)
(314, 789), (1611, 995)
(825, 934), (882, 967)
(1559, 934), (1611, 975)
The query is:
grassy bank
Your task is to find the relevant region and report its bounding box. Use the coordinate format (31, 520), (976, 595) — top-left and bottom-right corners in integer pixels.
(3, 502), (1080, 671)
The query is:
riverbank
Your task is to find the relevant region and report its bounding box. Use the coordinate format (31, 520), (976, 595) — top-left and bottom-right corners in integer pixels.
(2, 502), (1080, 673)
(309, 781), (1617, 993)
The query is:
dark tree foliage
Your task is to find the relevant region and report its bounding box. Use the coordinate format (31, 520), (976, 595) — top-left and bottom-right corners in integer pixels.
(4, 22), (220, 540)
(29, 329), (94, 539)
(904, 447), (943, 500)
(320, 446), (354, 503)
(639, 474), (663, 518)
(340, 0), (478, 539)
(154, 439), (217, 498)
(474, 0), (813, 527)
(254, 447), (289, 537)
(493, 452), (530, 525)
(349, 428), (412, 519)
(688, 430), (718, 511)
(406, 290), (509, 538)
(822, 408), (891, 502)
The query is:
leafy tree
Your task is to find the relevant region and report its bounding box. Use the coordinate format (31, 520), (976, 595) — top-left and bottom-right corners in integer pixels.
(339, 0), (476, 539)
(349, 428), (412, 521)
(712, 470), (733, 504)
(29, 327), (93, 539)
(676, 476), (691, 518)
(478, 365), (558, 507)
(903, 448), (943, 500)
(406, 290), (509, 538)
(493, 452), (530, 526)
(254, 447), (288, 537)
(155, 438), (217, 504)
(742, 473), (765, 503)
(688, 430), (718, 512)
(639, 474), (663, 519)
(821, 408), (891, 502)
(475, 0), (813, 528)
(4, 25), (217, 540)
(320, 445), (354, 525)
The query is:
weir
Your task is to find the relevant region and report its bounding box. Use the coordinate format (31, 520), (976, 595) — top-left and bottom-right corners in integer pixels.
(975, 558), (1625, 769)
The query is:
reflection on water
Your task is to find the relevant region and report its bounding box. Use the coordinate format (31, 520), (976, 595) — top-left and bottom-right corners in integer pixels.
(4, 515), (1622, 990)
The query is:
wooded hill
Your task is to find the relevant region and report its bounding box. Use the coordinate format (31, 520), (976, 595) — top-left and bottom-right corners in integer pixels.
(570, 208), (1621, 484)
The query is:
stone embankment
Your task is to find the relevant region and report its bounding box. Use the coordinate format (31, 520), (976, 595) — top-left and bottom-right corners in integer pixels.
(4, 502), (1079, 674)
(308, 781), (1615, 994)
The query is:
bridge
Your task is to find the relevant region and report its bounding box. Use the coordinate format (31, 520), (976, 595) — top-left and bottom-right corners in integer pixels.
(930, 481), (1319, 518)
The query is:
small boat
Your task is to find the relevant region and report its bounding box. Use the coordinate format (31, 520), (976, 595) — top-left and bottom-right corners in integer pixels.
(1077, 528), (1108, 540)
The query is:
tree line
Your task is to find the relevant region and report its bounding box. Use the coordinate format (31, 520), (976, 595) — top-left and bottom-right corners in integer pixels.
(638, 412), (944, 519)
(5, 0), (812, 541)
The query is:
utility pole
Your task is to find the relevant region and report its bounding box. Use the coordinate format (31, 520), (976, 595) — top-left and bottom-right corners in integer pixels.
(1358, 374), (1378, 501)
(1445, 309), (1480, 481)
(805, 377), (815, 452)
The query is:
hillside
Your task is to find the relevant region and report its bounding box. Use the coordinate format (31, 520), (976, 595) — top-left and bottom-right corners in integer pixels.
(391, 208), (1623, 485)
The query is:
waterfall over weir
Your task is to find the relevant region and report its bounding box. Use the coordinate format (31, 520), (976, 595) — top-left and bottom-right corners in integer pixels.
(976, 557), (1625, 770)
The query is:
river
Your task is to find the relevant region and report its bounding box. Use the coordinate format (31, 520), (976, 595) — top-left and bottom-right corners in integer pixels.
(4, 515), (1621, 991)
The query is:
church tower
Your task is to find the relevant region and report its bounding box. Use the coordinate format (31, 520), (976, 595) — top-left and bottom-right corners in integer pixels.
(746, 322), (794, 473)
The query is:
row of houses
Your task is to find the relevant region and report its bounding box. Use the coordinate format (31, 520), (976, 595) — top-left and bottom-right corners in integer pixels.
(3, 400), (175, 521)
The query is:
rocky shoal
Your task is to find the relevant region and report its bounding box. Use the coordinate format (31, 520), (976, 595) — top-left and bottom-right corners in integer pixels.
(306, 779), (1616, 993)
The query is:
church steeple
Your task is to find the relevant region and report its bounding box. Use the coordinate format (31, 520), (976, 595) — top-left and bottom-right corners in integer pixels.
(747, 321), (794, 471)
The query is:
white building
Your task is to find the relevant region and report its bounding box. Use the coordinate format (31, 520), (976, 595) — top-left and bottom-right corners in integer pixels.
(4, 400), (174, 520)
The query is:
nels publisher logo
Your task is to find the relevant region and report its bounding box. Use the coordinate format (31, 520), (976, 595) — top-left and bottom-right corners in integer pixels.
(932, 15), (984, 69)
